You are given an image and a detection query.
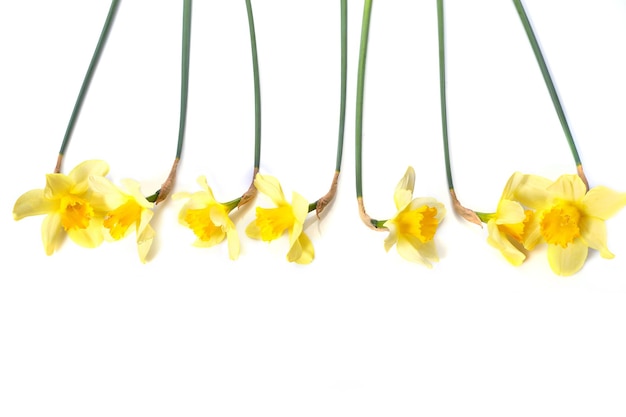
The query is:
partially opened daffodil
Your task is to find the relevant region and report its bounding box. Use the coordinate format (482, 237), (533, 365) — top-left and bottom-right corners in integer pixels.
(516, 174), (626, 276)
(89, 176), (155, 263)
(173, 176), (240, 260)
(382, 167), (446, 268)
(246, 173), (314, 264)
(13, 159), (110, 255)
(481, 172), (548, 266)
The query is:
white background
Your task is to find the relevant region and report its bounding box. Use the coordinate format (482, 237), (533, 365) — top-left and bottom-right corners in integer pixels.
(2, 1), (626, 416)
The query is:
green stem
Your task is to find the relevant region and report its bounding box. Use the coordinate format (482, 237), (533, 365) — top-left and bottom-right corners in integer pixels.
(355, 0), (373, 199)
(335, 0), (348, 173)
(437, 0), (454, 191)
(512, 0), (582, 168)
(224, 197), (242, 212)
(246, 0), (261, 170)
(311, 0), (347, 214)
(56, 0), (120, 169)
(176, 0), (192, 160)
(354, 0), (386, 230)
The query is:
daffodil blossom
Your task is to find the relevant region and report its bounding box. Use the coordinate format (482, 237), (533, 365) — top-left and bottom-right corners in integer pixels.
(172, 176), (240, 260)
(484, 172), (548, 266)
(516, 174), (626, 276)
(382, 167), (446, 268)
(89, 176), (155, 263)
(245, 173), (313, 264)
(13, 159), (110, 255)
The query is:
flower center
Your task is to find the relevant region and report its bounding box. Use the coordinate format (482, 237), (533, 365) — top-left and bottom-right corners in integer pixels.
(104, 199), (142, 240)
(60, 195), (94, 231)
(499, 210), (532, 243)
(184, 206), (224, 241)
(540, 202), (581, 248)
(396, 205), (439, 243)
(255, 205), (295, 241)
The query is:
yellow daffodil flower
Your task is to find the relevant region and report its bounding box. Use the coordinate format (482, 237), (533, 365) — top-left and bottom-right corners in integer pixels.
(245, 173), (313, 264)
(517, 174), (626, 276)
(484, 172), (548, 266)
(382, 167), (446, 268)
(89, 176), (155, 263)
(173, 176), (240, 260)
(13, 159), (110, 255)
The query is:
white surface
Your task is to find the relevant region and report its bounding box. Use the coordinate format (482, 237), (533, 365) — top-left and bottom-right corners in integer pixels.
(1, 1), (626, 416)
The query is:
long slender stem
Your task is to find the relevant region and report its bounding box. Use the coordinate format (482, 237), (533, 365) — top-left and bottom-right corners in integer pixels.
(437, 0), (453, 191)
(354, 0), (385, 230)
(512, 0), (586, 185)
(176, 0), (192, 160)
(312, 0), (348, 216)
(236, 0), (262, 209)
(355, 0), (373, 199)
(245, 0), (261, 170)
(437, 0), (481, 226)
(335, 0), (348, 173)
(152, 0), (192, 204)
(55, 0), (120, 173)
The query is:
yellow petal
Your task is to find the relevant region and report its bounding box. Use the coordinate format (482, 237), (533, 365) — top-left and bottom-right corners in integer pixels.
(68, 160), (109, 192)
(88, 176), (126, 209)
(396, 166), (416, 193)
(286, 234), (303, 263)
(582, 186), (626, 220)
(579, 216), (614, 259)
(547, 239), (588, 276)
(192, 232), (226, 248)
(196, 176), (217, 200)
(394, 189), (413, 211)
(383, 223), (398, 252)
(500, 172), (524, 200)
(245, 220), (262, 240)
(226, 228), (240, 261)
(13, 189), (56, 220)
(289, 233), (314, 264)
(289, 191), (309, 246)
(487, 221), (526, 266)
(137, 208), (154, 238)
(494, 199), (526, 225)
(67, 220), (104, 248)
(415, 239), (440, 264)
(137, 223), (156, 263)
(41, 213), (64, 256)
(121, 179), (153, 209)
(208, 204), (229, 228)
(547, 174), (586, 203)
(396, 236), (432, 268)
(513, 173), (553, 209)
(44, 173), (73, 199)
(394, 167), (415, 209)
(254, 174), (286, 206)
(521, 212), (542, 250)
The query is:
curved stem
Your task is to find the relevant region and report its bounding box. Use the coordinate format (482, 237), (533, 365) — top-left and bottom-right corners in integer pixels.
(354, 0), (385, 230)
(512, 0), (587, 188)
(246, 0), (261, 170)
(355, 0), (372, 200)
(314, 0), (347, 217)
(335, 0), (348, 173)
(176, 0), (192, 160)
(55, 0), (121, 173)
(437, 0), (453, 192)
(437, 0), (482, 226)
(154, 0), (192, 204)
(237, 0), (262, 209)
